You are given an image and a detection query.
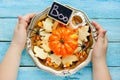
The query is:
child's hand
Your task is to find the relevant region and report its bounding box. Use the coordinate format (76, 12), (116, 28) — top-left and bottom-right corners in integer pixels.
(91, 21), (108, 63)
(11, 13), (35, 51)
(91, 21), (111, 80)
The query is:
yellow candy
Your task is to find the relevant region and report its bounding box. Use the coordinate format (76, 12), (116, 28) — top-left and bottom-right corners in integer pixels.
(38, 21), (43, 27)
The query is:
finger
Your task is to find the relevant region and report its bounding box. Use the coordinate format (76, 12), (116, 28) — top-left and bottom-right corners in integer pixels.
(98, 29), (107, 38)
(91, 21), (105, 32)
(23, 13), (36, 23)
(91, 21), (101, 30)
(18, 16), (28, 29)
(91, 21), (107, 37)
(18, 16), (23, 24)
(97, 30), (107, 45)
(104, 35), (108, 48)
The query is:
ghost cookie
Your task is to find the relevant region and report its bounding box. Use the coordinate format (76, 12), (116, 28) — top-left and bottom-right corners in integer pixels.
(34, 46), (49, 59)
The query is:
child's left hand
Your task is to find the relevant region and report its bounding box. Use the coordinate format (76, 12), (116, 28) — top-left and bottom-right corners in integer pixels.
(11, 13), (36, 51)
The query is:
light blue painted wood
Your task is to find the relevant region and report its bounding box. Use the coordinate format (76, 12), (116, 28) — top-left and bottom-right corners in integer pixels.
(0, 19), (120, 41)
(0, 42), (120, 66)
(0, 42), (34, 66)
(0, 18), (16, 41)
(17, 67), (120, 80)
(95, 19), (120, 41)
(0, 0), (120, 18)
(0, 0), (120, 80)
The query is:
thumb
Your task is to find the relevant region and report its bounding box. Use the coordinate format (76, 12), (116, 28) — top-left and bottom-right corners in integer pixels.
(98, 29), (107, 38)
(97, 30), (107, 44)
(18, 16), (28, 29)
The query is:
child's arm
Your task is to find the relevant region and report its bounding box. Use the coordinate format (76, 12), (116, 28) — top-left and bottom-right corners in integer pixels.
(0, 13), (35, 80)
(91, 21), (111, 80)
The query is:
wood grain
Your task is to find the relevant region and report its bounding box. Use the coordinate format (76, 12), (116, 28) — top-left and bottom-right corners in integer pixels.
(0, 0), (120, 18)
(17, 67), (120, 80)
(0, 42), (120, 66)
(0, 0), (120, 80)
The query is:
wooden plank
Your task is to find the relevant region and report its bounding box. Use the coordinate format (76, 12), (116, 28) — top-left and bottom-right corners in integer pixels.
(0, 18), (120, 41)
(0, 1), (119, 80)
(0, 42), (34, 66)
(0, 18), (16, 41)
(0, 0), (120, 18)
(17, 67), (120, 80)
(95, 19), (120, 41)
(0, 42), (120, 66)
(18, 67), (64, 80)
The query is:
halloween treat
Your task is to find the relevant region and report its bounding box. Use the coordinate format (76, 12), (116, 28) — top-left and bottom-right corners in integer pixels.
(26, 5), (96, 76)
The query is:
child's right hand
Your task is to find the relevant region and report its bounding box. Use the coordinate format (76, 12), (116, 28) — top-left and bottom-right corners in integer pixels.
(91, 21), (108, 63)
(11, 13), (35, 51)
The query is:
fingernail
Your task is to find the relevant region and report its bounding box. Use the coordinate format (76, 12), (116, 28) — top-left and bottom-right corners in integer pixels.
(18, 16), (22, 20)
(18, 16), (22, 23)
(91, 21), (94, 24)
(101, 30), (107, 38)
(103, 30), (107, 35)
(18, 16), (26, 24)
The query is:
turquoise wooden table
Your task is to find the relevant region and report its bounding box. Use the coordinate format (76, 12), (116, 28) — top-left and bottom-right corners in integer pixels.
(0, 0), (120, 80)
